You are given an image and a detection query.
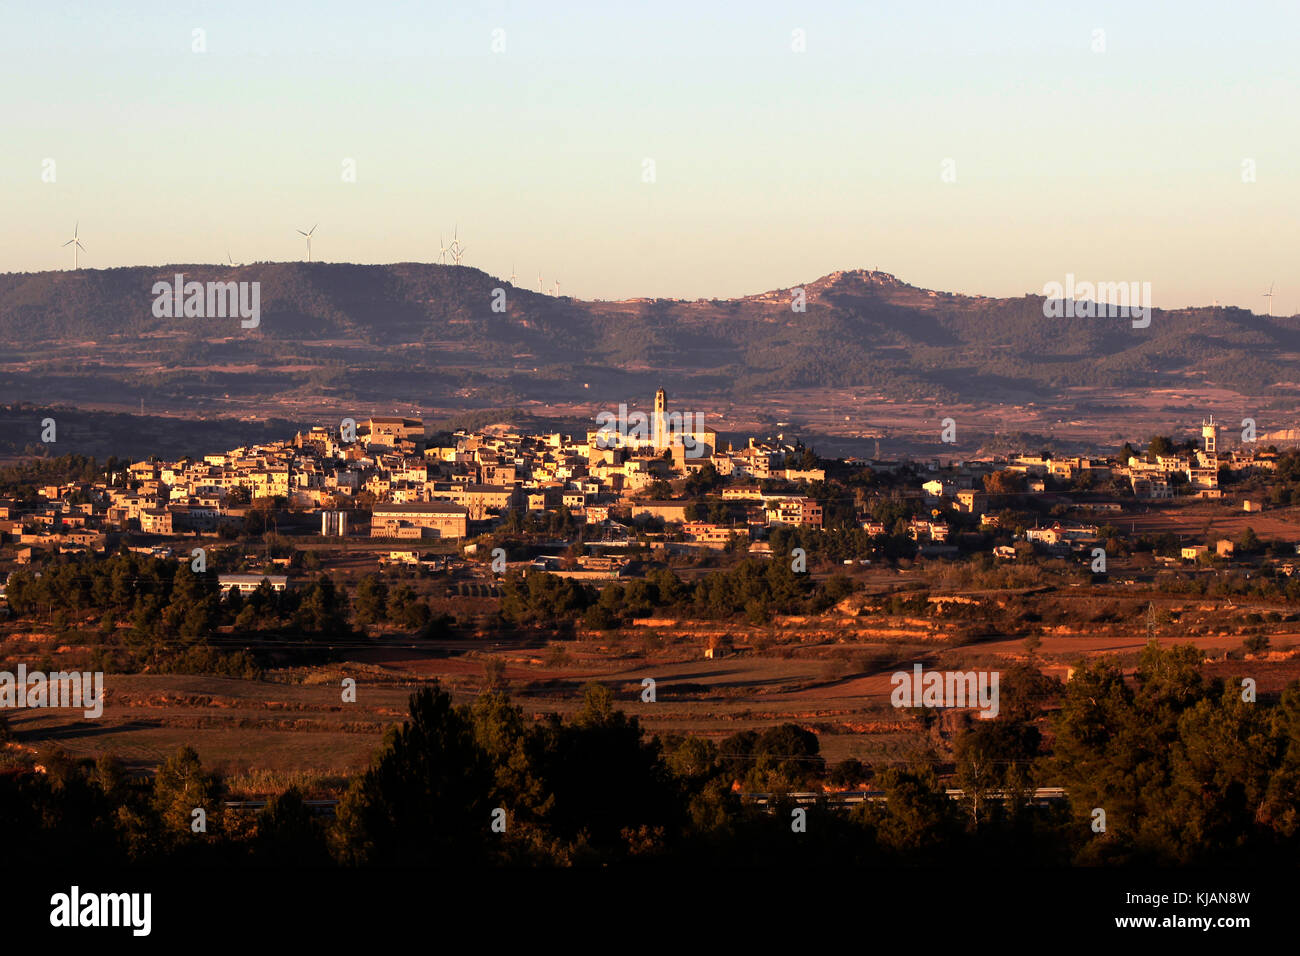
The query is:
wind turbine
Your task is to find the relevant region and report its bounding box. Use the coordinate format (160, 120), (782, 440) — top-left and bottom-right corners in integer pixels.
(62, 222), (85, 270)
(552, 279), (560, 296)
(297, 224), (317, 262)
(509, 263), (517, 284)
(1263, 282), (1275, 317)
(537, 273), (543, 293)
(438, 235), (449, 265)
(226, 249), (242, 268)
(449, 225), (465, 265)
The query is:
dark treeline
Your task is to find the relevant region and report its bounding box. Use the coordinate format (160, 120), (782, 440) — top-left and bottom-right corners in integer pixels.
(0, 453), (127, 505)
(354, 572), (454, 636)
(499, 559), (856, 630)
(5, 643), (1300, 867)
(1264, 448), (1300, 506)
(5, 552), (353, 674)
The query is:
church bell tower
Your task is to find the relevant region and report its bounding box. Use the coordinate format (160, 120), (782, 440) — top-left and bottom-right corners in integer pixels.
(653, 388), (668, 451)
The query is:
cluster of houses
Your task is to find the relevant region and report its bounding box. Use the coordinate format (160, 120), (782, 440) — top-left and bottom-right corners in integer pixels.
(879, 416), (1287, 561)
(1120, 418), (1278, 500)
(2, 405), (1288, 572)
(1, 393), (828, 559)
(915, 419), (1278, 504)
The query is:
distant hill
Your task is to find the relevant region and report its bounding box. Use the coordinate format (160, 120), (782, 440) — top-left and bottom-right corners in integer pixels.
(1, 262), (1297, 427)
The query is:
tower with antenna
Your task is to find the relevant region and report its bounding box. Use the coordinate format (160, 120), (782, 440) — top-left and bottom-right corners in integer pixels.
(1202, 415), (1218, 454)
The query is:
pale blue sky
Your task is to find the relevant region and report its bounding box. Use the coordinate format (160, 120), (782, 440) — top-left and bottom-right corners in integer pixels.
(2, 0), (1297, 310)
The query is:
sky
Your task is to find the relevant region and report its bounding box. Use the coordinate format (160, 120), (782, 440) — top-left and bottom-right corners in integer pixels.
(2, 0), (1297, 310)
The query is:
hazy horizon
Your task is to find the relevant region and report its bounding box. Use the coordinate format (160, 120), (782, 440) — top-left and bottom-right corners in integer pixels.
(2, 258), (1294, 316)
(3, 0), (1297, 311)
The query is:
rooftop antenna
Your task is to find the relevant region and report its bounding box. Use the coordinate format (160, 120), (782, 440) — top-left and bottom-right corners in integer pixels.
(62, 222), (85, 270)
(1263, 282), (1275, 317)
(297, 223), (317, 262)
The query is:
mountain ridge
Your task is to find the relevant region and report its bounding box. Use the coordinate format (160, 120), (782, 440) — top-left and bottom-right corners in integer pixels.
(1, 263), (1297, 434)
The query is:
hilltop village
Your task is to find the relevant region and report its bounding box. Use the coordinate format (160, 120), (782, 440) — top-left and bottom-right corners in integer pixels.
(4, 397), (1297, 588)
